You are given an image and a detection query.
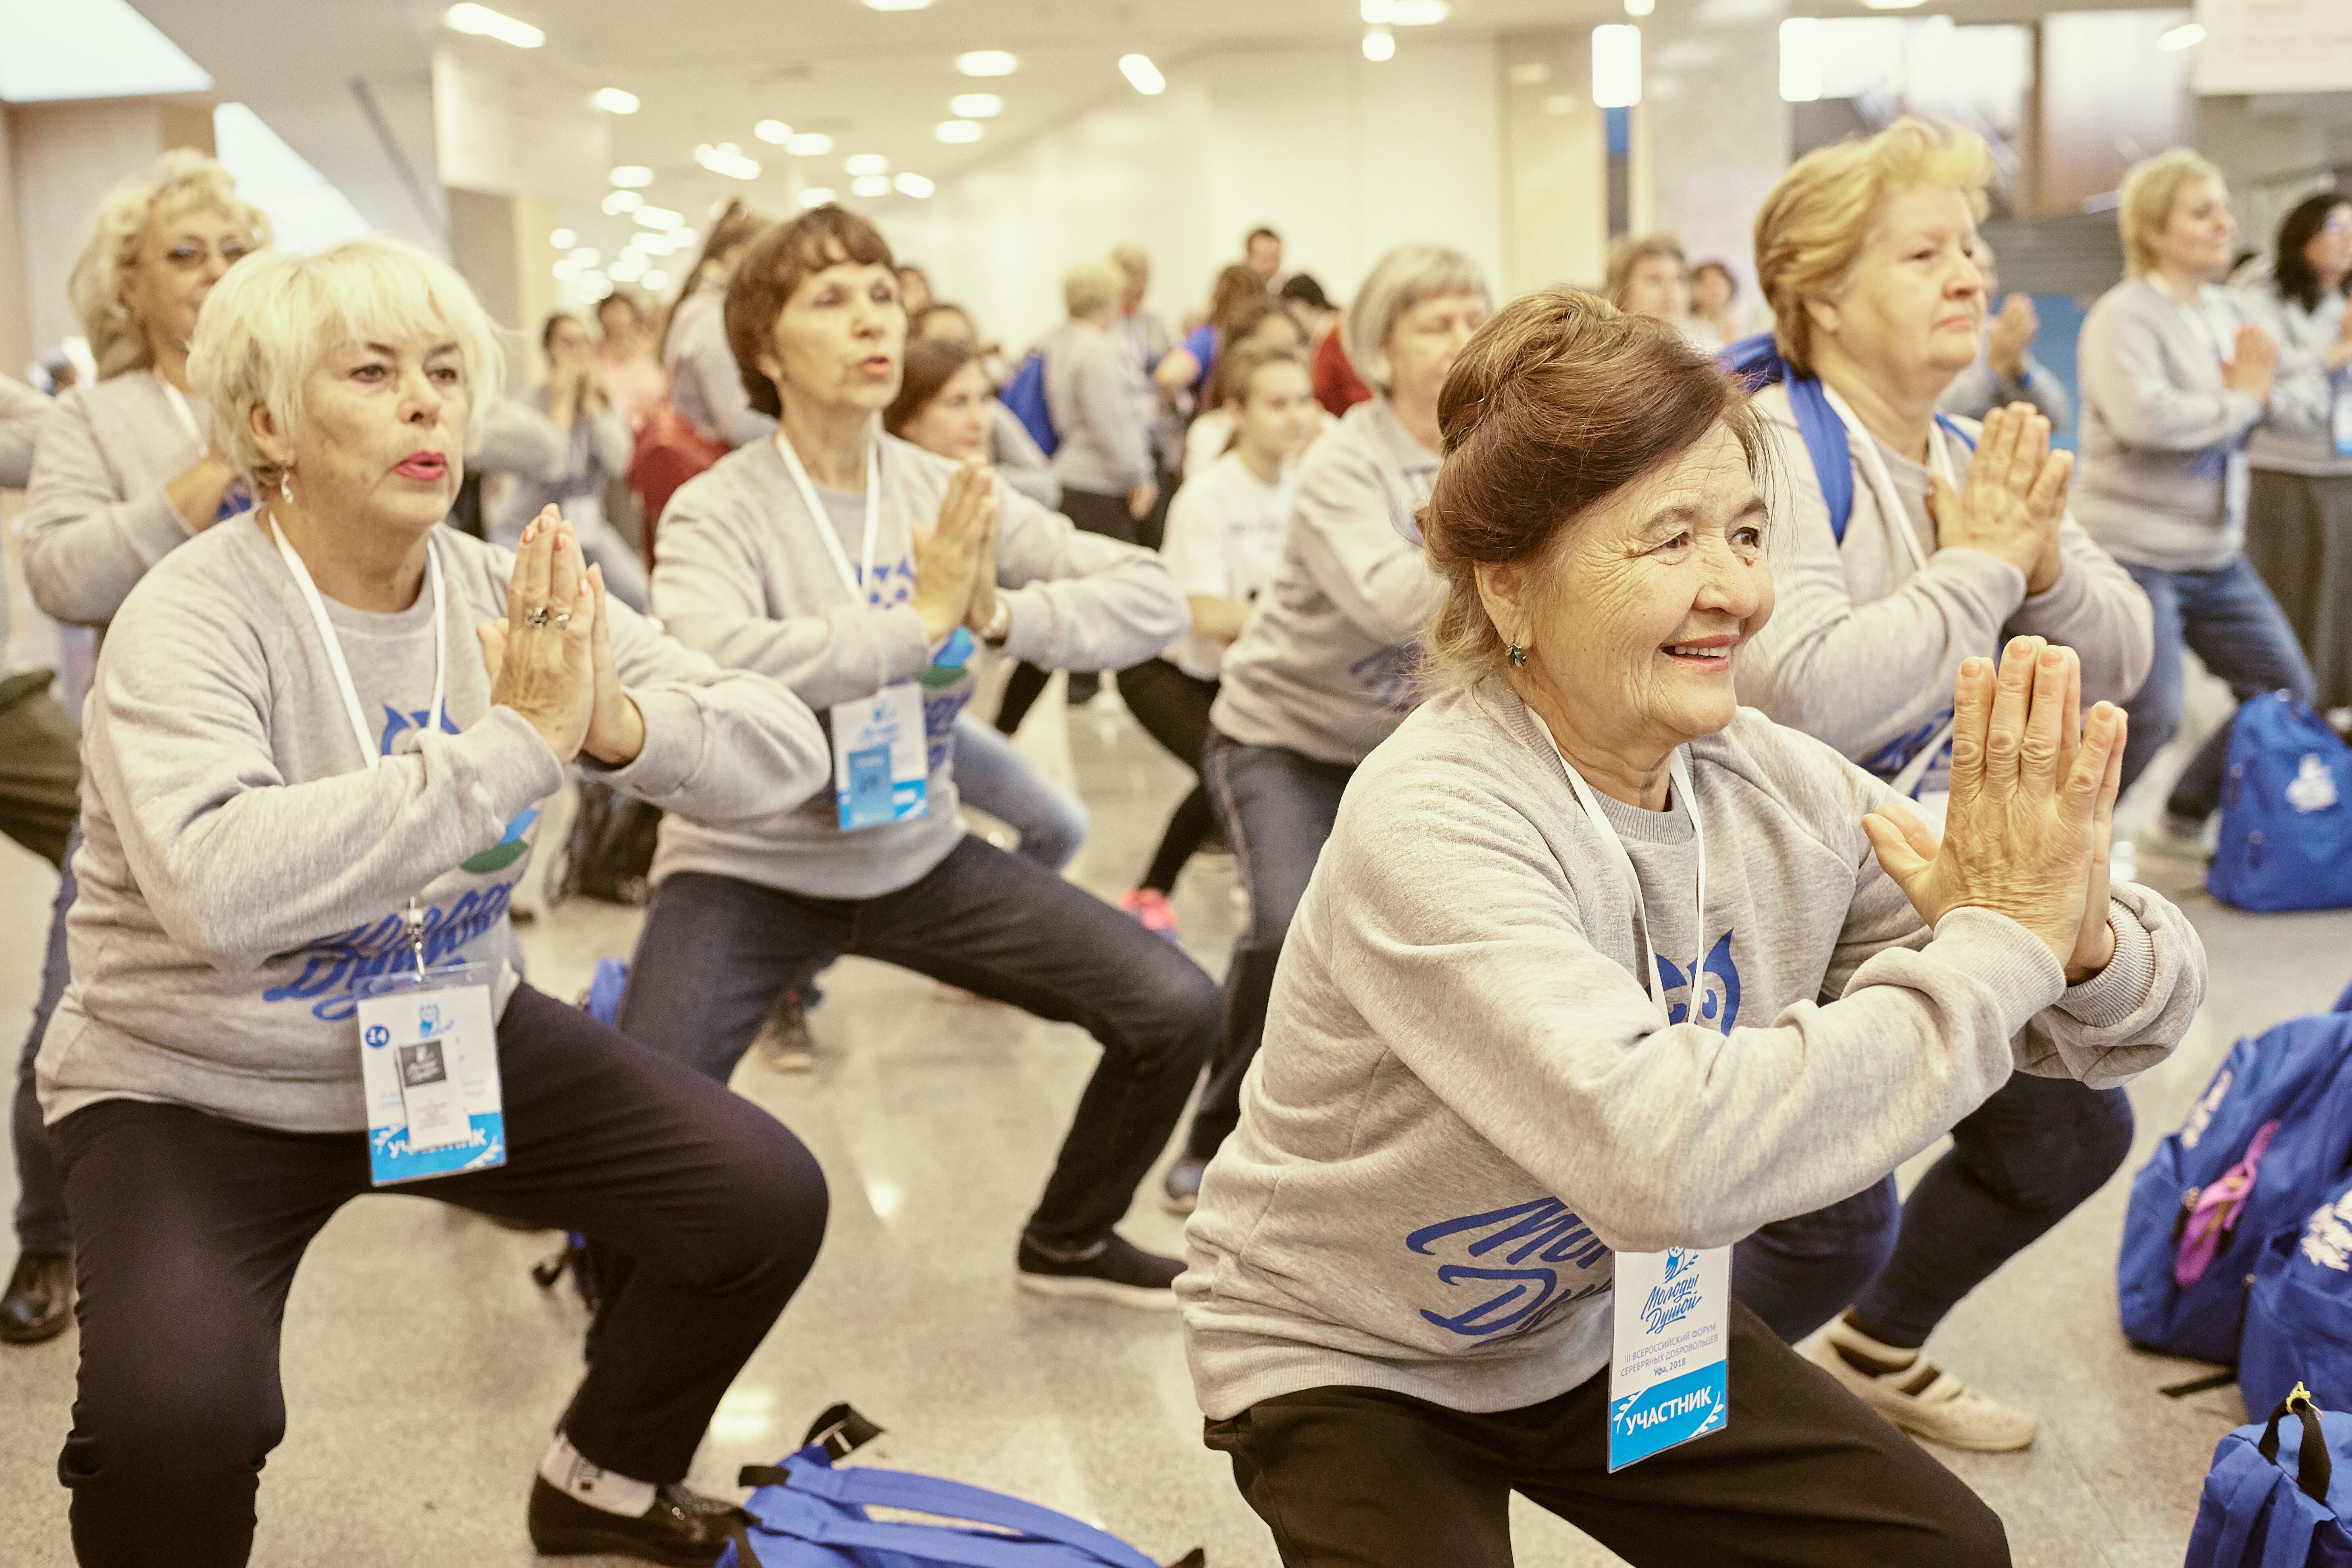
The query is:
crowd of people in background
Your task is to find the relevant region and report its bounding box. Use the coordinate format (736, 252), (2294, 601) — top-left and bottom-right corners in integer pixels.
(0, 112), (2346, 1568)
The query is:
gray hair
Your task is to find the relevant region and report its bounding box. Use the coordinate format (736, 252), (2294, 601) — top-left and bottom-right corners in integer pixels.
(67, 149), (272, 381)
(1343, 243), (1490, 392)
(1063, 259), (1125, 318)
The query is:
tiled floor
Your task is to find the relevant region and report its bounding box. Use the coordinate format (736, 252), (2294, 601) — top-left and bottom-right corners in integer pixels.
(0, 670), (2343, 1567)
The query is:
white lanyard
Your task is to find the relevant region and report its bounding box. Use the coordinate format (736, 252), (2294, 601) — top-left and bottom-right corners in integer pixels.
(1821, 384), (1958, 579)
(1551, 741), (1709, 1027)
(772, 426), (883, 606)
(266, 514), (447, 774)
(156, 374), (204, 458)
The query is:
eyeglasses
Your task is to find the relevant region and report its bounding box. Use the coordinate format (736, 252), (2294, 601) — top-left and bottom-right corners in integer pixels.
(154, 237), (256, 271)
(2322, 217), (2352, 236)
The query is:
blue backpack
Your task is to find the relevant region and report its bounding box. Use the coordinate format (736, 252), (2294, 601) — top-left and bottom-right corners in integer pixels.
(2118, 996), (2352, 1365)
(720, 1404), (1200, 1568)
(1000, 351), (1058, 458)
(2242, 1176), (2352, 1419)
(2185, 1387), (2352, 1568)
(2210, 693), (2352, 913)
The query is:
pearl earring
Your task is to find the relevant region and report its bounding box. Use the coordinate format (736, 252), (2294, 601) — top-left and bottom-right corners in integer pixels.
(279, 467), (293, 506)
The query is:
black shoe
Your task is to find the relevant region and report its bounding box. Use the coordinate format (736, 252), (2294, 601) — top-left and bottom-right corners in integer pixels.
(0, 1251), (73, 1345)
(1161, 1156), (1207, 1215)
(528, 1476), (746, 1564)
(752, 990), (817, 1073)
(1016, 1231), (1183, 1311)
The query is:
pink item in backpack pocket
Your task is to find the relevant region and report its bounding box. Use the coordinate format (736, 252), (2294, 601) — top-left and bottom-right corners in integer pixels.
(2175, 1120), (2285, 1287)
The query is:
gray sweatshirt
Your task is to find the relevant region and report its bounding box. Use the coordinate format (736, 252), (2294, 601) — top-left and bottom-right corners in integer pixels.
(989, 400), (1061, 509)
(1178, 679), (2204, 1420)
(1738, 384), (2152, 790)
(648, 430), (1186, 898)
(2239, 273), (2352, 478)
(20, 372), (213, 626)
(1042, 319), (1153, 497)
(37, 518), (829, 1133)
(1209, 396), (1442, 765)
(0, 373), (48, 490)
(1938, 349), (2073, 433)
(667, 284), (777, 450)
(2077, 277), (2270, 572)
(492, 383), (635, 538)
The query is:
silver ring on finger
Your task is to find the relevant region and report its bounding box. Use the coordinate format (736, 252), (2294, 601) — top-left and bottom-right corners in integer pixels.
(551, 611), (572, 630)
(525, 607), (550, 629)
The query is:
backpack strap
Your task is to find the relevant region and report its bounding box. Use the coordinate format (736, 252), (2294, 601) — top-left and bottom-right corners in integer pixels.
(763, 1454), (1161, 1568)
(738, 1488), (1128, 1568)
(2258, 1389), (2335, 1504)
(1717, 333), (1855, 543)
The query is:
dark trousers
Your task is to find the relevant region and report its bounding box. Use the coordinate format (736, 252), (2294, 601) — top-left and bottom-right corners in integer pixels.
(1117, 657), (1220, 894)
(999, 487), (1140, 731)
(2119, 556), (2317, 821)
(1188, 731), (1353, 1161)
(2246, 469), (2352, 713)
(50, 985), (827, 1568)
(1205, 1301), (2009, 1568)
(6, 677), (83, 1257)
(12, 845), (74, 1254)
(618, 838), (1219, 1249)
(1734, 1071), (2134, 1347)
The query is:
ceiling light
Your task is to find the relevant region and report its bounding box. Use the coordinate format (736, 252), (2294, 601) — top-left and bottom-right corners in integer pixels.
(443, 3), (543, 48)
(785, 131), (833, 156)
(1390, 0), (1449, 21)
(2158, 21), (2206, 49)
(552, 258), (581, 281)
(694, 143), (761, 180)
(1778, 16), (1823, 102)
(893, 172), (935, 198)
(643, 270), (670, 292)
(610, 164), (653, 187)
(578, 270), (611, 300)
(549, 227), (575, 248)
(754, 119), (793, 144)
(1624, 0), (1654, 14)
(950, 93), (1003, 117)
(957, 50), (1017, 76)
(1361, 0), (1391, 18)
(1860, 0), (1925, 9)
(635, 206), (683, 231)
(568, 247), (599, 265)
(593, 87), (639, 113)
(602, 189), (644, 214)
(862, 0), (931, 8)
(1120, 54), (1166, 95)
(851, 175), (892, 197)
(845, 153), (889, 176)
(935, 119), (982, 143)
(1363, 27), (1396, 61)
(800, 187), (837, 209)
(1591, 23), (1641, 108)
(611, 260), (647, 283)
(670, 228), (698, 248)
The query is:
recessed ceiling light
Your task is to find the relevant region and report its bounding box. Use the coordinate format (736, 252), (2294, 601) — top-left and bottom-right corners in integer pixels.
(694, 143), (761, 180)
(568, 247), (599, 265)
(443, 4), (543, 48)
(643, 270), (670, 292)
(610, 165), (653, 187)
(754, 119), (793, 144)
(1591, 23), (1641, 108)
(950, 93), (1003, 117)
(578, 270), (611, 300)
(863, 0), (930, 8)
(851, 175), (892, 197)
(957, 50), (1017, 76)
(635, 206), (684, 231)
(553, 259), (580, 281)
(593, 87), (639, 113)
(2158, 21), (2206, 48)
(602, 189), (644, 214)
(785, 132), (833, 156)
(549, 227), (575, 248)
(845, 153), (889, 176)
(1363, 28), (1396, 61)
(1361, 0), (1390, 19)
(935, 120), (982, 144)
(1860, 0), (1925, 8)
(1624, 0), (1655, 15)
(894, 172), (935, 198)
(1119, 54), (1166, 95)
(800, 187), (838, 209)
(1391, 0), (1449, 23)
(610, 257), (647, 281)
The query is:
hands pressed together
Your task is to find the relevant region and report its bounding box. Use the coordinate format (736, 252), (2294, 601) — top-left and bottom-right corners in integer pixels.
(1925, 402), (2073, 596)
(479, 506), (643, 768)
(907, 455), (1005, 645)
(1862, 636), (2127, 985)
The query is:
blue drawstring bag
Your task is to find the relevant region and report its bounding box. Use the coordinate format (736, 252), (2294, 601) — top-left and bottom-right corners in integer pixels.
(2184, 1387), (2352, 1568)
(2117, 997), (2352, 1365)
(999, 352), (1058, 458)
(2210, 693), (2352, 913)
(720, 1405), (1201, 1568)
(2242, 1179), (2352, 1419)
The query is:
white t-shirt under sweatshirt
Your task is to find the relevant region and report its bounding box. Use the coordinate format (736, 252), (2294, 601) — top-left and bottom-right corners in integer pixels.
(1159, 451), (1296, 681)
(1178, 677), (2206, 1421)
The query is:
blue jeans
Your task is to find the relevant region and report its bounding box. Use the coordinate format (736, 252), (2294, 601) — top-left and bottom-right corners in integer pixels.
(1733, 1070), (2134, 1347)
(2120, 556), (2316, 821)
(12, 832), (76, 1255)
(951, 715), (1089, 873)
(617, 838), (1218, 1249)
(1188, 732), (1355, 1161)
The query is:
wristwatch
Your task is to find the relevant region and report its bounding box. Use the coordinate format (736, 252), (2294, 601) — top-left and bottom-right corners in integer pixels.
(980, 600), (1012, 647)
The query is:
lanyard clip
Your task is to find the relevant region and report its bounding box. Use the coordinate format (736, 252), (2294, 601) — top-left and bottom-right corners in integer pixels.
(404, 899), (428, 980)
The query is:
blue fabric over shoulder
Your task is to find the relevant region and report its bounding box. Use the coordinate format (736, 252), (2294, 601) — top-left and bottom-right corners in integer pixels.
(1720, 333), (1855, 542)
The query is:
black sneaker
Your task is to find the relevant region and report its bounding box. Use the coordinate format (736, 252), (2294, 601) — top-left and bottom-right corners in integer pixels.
(1016, 1232), (1184, 1311)
(752, 990), (816, 1073)
(0, 1251), (73, 1345)
(528, 1476), (746, 1565)
(1161, 1156), (1207, 1215)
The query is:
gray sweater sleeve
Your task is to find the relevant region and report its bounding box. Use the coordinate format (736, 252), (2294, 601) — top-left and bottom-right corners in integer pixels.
(468, 397), (566, 480)
(0, 374), (49, 490)
(987, 474), (1187, 670)
(1289, 432), (1441, 649)
(2079, 289), (2266, 453)
(1075, 335), (1151, 493)
(20, 390), (199, 626)
(682, 311), (777, 450)
(2006, 520), (2155, 709)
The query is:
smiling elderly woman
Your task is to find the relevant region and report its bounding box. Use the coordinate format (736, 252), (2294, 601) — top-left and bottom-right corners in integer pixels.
(38, 237), (834, 1568)
(1176, 291), (2205, 1568)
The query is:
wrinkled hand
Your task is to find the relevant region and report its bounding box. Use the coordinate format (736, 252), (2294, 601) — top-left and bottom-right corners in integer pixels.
(1861, 636), (2127, 975)
(579, 564), (644, 764)
(478, 506), (596, 765)
(909, 458), (993, 644)
(2224, 323), (2279, 401)
(1927, 403), (2071, 591)
(963, 487), (1002, 637)
(1988, 293), (2038, 376)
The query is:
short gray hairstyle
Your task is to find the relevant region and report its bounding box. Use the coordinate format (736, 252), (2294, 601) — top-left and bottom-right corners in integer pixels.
(1063, 258), (1126, 318)
(67, 149), (272, 381)
(185, 237), (504, 493)
(1343, 243), (1490, 392)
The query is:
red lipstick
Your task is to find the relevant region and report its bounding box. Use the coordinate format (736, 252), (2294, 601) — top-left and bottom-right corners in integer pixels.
(393, 451), (448, 481)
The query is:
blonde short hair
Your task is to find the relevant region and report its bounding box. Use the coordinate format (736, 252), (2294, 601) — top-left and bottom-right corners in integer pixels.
(2118, 147), (2225, 277)
(185, 237), (504, 493)
(67, 150), (273, 382)
(1754, 117), (1994, 376)
(1063, 259), (1125, 318)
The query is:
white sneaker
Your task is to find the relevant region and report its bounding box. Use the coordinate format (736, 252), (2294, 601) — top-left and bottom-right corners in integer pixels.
(1809, 1316), (2039, 1452)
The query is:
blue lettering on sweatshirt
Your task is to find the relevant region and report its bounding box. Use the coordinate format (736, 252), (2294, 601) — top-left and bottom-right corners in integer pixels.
(1404, 1197), (1614, 1339)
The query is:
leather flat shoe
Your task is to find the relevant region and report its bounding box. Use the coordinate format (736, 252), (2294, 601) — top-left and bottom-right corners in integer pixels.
(527, 1475), (745, 1564)
(0, 1251), (72, 1345)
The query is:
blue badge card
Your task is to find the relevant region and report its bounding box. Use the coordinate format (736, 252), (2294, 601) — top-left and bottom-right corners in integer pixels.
(354, 963), (505, 1186)
(1607, 1243), (1730, 1471)
(830, 682), (929, 832)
